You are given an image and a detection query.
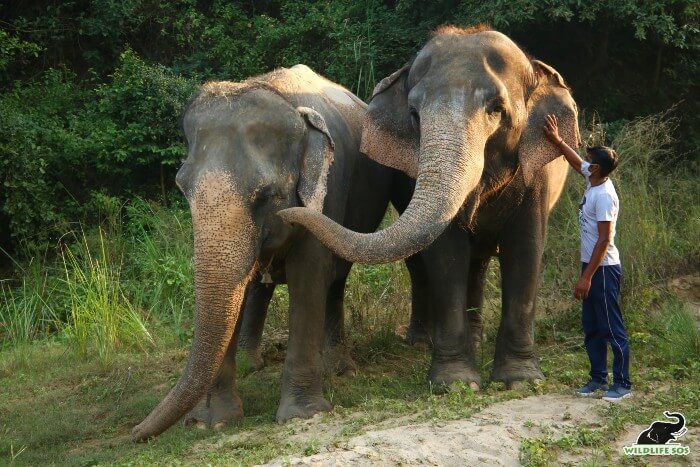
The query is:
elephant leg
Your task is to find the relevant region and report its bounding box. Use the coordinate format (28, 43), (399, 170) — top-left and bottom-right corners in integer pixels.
(238, 277), (276, 372)
(323, 259), (358, 376)
(276, 239), (333, 423)
(491, 196), (546, 387)
(184, 314), (244, 429)
(466, 256), (490, 353)
(404, 253), (432, 346)
(423, 222), (479, 388)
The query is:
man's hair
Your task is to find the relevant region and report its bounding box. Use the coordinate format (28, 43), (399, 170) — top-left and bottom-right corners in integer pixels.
(586, 146), (619, 177)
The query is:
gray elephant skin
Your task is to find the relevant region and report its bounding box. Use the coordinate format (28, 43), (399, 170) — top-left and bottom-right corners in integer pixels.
(131, 65), (431, 441)
(636, 412), (687, 444)
(280, 26), (581, 388)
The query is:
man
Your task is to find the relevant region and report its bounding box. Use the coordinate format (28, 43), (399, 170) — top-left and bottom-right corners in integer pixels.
(544, 115), (632, 402)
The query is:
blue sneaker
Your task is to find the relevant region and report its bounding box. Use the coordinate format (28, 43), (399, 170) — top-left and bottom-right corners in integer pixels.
(575, 380), (608, 397)
(602, 384), (632, 402)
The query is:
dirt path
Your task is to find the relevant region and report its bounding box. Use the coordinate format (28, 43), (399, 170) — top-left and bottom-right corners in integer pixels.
(264, 394), (608, 466)
(263, 392), (700, 466)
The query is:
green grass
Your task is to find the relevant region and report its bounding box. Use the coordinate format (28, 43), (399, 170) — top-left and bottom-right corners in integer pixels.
(59, 228), (153, 363)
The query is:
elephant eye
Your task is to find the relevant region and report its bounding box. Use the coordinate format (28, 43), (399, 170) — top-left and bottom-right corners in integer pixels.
(486, 98), (506, 117)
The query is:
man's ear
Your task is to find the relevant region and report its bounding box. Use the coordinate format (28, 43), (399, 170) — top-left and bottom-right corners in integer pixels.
(518, 60), (581, 185)
(360, 60), (419, 178)
(296, 106), (334, 212)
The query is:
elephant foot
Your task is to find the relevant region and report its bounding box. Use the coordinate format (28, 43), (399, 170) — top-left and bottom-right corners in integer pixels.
(428, 358), (481, 391)
(323, 345), (358, 376)
(491, 357), (544, 389)
(184, 387), (243, 429)
(276, 393), (333, 423)
(405, 324), (431, 347)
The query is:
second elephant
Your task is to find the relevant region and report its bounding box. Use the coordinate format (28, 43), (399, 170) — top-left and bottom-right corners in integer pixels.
(280, 27), (579, 387)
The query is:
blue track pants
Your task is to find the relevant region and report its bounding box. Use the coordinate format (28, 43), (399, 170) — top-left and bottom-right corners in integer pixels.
(581, 263), (631, 389)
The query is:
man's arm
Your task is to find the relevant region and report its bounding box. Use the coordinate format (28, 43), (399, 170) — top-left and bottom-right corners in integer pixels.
(575, 221), (612, 300)
(543, 114), (584, 175)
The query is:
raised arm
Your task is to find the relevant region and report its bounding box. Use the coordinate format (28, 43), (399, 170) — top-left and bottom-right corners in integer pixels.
(543, 114), (584, 175)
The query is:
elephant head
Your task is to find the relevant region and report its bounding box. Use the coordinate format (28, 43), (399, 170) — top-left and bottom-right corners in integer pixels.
(278, 26), (579, 263)
(131, 82), (335, 441)
(637, 412), (687, 444)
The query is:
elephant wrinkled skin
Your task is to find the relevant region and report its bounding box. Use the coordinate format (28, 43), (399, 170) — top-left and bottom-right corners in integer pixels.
(279, 26), (581, 387)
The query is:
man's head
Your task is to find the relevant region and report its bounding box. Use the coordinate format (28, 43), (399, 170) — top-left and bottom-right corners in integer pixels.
(585, 146), (619, 177)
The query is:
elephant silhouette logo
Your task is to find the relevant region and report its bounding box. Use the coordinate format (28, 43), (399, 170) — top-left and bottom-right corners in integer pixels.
(636, 411), (687, 444)
(623, 411), (690, 456)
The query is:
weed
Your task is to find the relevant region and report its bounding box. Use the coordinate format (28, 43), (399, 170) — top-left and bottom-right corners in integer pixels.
(59, 228), (153, 363)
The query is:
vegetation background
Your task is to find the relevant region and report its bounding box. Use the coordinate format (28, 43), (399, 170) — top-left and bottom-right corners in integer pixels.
(0, 1), (698, 465)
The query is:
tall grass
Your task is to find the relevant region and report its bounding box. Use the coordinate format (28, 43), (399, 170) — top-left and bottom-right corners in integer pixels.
(0, 260), (57, 348)
(122, 198), (194, 340)
(59, 228), (153, 363)
(657, 298), (700, 365)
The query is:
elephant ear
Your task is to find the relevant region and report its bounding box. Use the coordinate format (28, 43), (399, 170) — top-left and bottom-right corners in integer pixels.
(360, 61), (419, 178)
(518, 60), (581, 185)
(296, 106), (334, 212)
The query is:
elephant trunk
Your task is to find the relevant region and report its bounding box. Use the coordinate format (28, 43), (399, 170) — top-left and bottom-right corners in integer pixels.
(132, 172), (258, 441)
(665, 411), (685, 432)
(278, 106), (486, 264)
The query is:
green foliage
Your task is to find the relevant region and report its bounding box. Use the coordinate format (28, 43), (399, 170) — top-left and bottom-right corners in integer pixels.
(0, 52), (195, 251)
(122, 197), (194, 342)
(0, 29), (41, 78)
(59, 227), (153, 363)
(1, 0), (697, 253)
(91, 49), (196, 170)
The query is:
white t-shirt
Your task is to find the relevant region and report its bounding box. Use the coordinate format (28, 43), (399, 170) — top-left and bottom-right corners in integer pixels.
(579, 162), (620, 265)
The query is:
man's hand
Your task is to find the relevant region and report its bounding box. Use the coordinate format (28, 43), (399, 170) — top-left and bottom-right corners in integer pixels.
(574, 275), (592, 300)
(543, 114), (562, 145)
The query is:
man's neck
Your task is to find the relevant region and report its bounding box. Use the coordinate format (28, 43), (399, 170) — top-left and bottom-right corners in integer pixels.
(589, 175), (608, 187)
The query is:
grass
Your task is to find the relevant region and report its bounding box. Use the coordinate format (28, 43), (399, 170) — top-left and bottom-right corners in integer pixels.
(0, 112), (698, 465)
(59, 228), (153, 363)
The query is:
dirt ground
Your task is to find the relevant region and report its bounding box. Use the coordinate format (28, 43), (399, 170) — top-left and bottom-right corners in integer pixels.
(259, 278), (700, 466)
(261, 393), (697, 466)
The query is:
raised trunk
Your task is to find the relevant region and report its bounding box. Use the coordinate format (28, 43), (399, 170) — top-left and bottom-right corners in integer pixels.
(666, 412), (685, 432)
(279, 108), (486, 264)
(132, 174), (258, 441)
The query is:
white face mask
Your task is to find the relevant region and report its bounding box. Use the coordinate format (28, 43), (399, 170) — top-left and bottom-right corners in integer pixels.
(581, 161), (593, 182)
(581, 161), (592, 177)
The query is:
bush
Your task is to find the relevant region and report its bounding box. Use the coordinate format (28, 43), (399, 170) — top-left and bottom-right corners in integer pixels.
(0, 51), (196, 253)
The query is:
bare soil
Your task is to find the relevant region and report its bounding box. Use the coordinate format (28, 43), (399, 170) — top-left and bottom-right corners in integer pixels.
(263, 394), (610, 466)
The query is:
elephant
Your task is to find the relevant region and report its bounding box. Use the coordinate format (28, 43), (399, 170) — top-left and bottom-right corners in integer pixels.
(235, 170), (436, 378)
(131, 65), (436, 441)
(236, 171), (476, 382)
(279, 25), (581, 388)
(636, 412), (687, 444)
